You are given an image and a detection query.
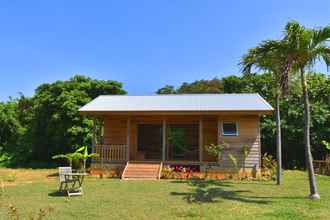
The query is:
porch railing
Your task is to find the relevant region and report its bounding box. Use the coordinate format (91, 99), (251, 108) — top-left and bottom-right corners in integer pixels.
(313, 160), (330, 175)
(95, 144), (127, 162)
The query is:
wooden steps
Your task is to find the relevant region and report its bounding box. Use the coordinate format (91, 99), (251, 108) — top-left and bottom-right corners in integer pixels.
(122, 162), (162, 180)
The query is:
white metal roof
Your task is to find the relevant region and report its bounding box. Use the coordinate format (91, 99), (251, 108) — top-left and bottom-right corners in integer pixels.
(79, 94), (273, 113)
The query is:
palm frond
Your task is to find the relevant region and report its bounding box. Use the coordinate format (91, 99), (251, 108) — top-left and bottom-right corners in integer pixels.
(312, 46), (330, 71)
(311, 26), (330, 48)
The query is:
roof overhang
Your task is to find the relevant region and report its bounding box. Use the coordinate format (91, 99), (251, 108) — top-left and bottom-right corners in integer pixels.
(79, 94), (274, 117)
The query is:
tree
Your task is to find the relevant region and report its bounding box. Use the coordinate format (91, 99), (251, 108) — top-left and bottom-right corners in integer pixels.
(282, 21), (330, 199)
(240, 40), (290, 185)
(156, 78), (223, 94)
(0, 99), (29, 164)
(29, 75), (126, 162)
(156, 85), (176, 94)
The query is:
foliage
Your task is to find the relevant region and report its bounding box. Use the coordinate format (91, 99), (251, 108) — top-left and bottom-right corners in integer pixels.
(228, 153), (238, 168)
(0, 75), (125, 166)
(52, 145), (98, 170)
(204, 142), (229, 160)
(157, 72), (330, 169)
(0, 99), (29, 165)
(322, 141), (330, 151)
(157, 78), (223, 94)
(242, 145), (250, 161)
(168, 128), (186, 155)
(262, 153), (277, 180)
(7, 204), (54, 220)
(161, 166), (176, 179)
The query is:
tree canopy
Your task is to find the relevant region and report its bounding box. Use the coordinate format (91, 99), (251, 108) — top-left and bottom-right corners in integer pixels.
(157, 72), (330, 168)
(0, 75), (126, 166)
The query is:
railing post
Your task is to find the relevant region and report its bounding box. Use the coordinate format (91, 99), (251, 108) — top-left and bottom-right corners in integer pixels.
(92, 118), (96, 154)
(126, 118), (131, 161)
(162, 119), (166, 162)
(199, 117), (203, 163)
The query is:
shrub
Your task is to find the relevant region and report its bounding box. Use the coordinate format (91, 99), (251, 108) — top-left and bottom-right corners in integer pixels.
(262, 153), (277, 180)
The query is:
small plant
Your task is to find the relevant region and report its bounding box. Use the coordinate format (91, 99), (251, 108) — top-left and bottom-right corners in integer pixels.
(228, 153), (238, 168)
(204, 142), (229, 179)
(228, 153), (240, 179)
(7, 204), (54, 220)
(1, 172), (17, 182)
(161, 166), (175, 179)
(241, 145), (250, 178)
(261, 153), (277, 180)
(204, 142), (229, 160)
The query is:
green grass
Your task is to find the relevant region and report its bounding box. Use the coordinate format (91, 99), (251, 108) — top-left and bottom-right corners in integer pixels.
(1, 170), (330, 219)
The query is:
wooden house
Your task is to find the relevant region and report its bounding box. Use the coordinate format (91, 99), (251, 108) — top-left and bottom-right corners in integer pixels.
(79, 94), (273, 179)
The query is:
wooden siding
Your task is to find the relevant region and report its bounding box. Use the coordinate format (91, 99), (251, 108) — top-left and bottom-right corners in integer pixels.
(218, 116), (260, 168)
(101, 114), (261, 168)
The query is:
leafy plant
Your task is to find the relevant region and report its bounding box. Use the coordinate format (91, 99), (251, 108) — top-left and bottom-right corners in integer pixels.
(7, 204), (54, 220)
(52, 152), (81, 168)
(262, 153), (277, 180)
(228, 153), (238, 168)
(161, 166), (176, 179)
(204, 142), (229, 161)
(241, 145), (250, 178)
(322, 140), (330, 151)
(75, 146), (99, 171)
(52, 146), (98, 171)
(322, 140), (330, 161)
(204, 142), (229, 179)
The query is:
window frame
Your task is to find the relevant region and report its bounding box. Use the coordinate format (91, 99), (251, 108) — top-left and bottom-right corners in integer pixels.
(221, 121), (239, 136)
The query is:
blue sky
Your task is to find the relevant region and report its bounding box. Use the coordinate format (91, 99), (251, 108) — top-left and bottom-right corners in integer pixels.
(0, 0), (329, 101)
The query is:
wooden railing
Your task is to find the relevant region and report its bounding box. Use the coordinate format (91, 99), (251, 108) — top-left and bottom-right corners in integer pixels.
(95, 144), (127, 162)
(313, 160), (330, 175)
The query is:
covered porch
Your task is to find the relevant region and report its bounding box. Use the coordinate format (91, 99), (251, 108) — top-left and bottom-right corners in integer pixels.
(92, 115), (217, 165)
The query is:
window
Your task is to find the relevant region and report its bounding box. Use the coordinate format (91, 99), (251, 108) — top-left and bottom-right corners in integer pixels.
(222, 122), (238, 136)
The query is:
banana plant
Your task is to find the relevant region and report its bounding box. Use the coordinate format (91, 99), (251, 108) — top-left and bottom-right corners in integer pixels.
(52, 152), (82, 167)
(75, 146), (99, 171)
(52, 146), (98, 171)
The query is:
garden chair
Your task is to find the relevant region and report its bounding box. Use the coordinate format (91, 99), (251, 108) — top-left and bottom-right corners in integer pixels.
(58, 167), (85, 197)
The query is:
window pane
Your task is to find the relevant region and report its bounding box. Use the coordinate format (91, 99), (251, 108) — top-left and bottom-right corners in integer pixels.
(222, 122), (237, 136)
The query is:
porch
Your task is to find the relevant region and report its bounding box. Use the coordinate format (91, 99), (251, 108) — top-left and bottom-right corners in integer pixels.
(91, 114), (261, 170)
(92, 115), (217, 165)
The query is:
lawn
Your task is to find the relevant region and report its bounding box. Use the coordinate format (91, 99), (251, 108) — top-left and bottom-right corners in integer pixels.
(0, 169), (330, 220)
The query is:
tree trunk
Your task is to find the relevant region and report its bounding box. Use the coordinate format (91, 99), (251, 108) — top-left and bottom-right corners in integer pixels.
(300, 68), (320, 200)
(275, 92), (282, 185)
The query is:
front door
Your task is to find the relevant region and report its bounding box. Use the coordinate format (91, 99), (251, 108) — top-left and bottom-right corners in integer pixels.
(137, 124), (162, 160)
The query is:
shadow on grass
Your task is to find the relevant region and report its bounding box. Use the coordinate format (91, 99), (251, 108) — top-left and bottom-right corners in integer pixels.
(48, 191), (67, 197)
(47, 172), (58, 178)
(171, 179), (272, 204)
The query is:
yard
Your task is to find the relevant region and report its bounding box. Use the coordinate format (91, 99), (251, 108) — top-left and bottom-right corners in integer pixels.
(0, 169), (330, 220)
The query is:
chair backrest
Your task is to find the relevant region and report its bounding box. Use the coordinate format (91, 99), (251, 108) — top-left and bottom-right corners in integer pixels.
(58, 167), (72, 182)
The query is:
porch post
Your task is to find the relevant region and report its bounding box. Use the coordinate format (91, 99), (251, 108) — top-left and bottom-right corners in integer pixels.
(217, 118), (220, 145)
(162, 119), (166, 162)
(126, 117), (131, 161)
(92, 117), (96, 153)
(199, 117), (203, 163)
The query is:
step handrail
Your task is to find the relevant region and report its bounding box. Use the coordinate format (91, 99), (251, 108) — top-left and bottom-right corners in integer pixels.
(121, 161), (130, 179)
(158, 162), (163, 180)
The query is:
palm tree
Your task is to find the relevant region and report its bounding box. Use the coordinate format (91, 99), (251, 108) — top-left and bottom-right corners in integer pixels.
(240, 40), (290, 185)
(281, 21), (330, 199)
